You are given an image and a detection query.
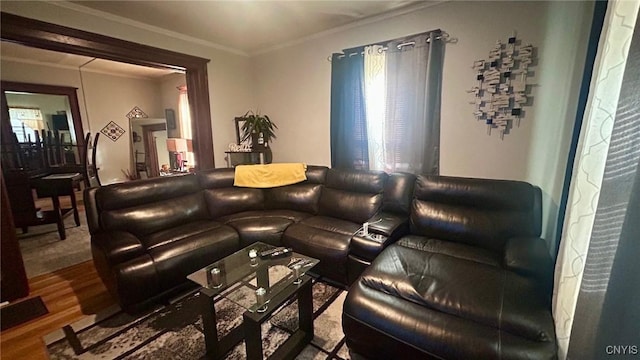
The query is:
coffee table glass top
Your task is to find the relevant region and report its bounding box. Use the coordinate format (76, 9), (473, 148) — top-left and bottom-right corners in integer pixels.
(187, 242), (319, 313)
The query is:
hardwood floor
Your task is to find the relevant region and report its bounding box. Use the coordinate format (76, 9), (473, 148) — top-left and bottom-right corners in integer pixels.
(0, 260), (114, 360)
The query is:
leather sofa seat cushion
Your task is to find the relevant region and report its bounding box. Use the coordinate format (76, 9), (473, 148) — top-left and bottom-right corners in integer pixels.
(141, 220), (228, 250)
(216, 210), (311, 224)
(225, 217), (294, 248)
(343, 243), (556, 359)
(282, 216), (361, 284)
(101, 193), (209, 237)
(343, 280), (557, 360)
(148, 224), (239, 293)
(395, 235), (501, 267)
(217, 210), (313, 247)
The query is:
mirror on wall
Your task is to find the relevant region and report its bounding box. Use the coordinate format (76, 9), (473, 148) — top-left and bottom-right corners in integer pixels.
(129, 118), (169, 179)
(1, 81), (85, 170)
(6, 93), (76, 143)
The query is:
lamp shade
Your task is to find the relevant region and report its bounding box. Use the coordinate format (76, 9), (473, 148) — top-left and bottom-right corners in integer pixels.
(167, 138), (189, 153)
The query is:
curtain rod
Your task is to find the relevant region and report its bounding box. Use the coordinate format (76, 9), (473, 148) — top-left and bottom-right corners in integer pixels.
(342, 28), (442, 54)
(327, 29), (454, 62)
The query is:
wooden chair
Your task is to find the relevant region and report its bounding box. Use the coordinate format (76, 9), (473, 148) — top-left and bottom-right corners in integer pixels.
(134, 149), (148, 179)
(83, 132), (101, 188)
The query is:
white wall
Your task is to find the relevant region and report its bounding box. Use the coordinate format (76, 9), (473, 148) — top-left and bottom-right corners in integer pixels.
(81, 71), (162, 183)
(252, 1), (593, 247)
(1, 1), (255, 168)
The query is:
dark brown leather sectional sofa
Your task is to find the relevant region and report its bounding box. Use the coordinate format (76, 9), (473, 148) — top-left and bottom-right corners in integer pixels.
(85, 166), (411, 311)
(343, 175), (557, 359)
(85, 166), (556, 359)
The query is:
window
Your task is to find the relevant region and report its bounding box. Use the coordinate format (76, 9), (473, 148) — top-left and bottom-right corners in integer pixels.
(177, 85), (192, 139)
(8, 107), (45, 142)
(177, 85), (195, 167)
(330, 32), (444, 174)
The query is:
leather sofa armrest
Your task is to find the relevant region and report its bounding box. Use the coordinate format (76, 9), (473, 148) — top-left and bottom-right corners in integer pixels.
(91, 231), (146, 266)
(367, 212), (409, 240)
(504, 237), (553, 288)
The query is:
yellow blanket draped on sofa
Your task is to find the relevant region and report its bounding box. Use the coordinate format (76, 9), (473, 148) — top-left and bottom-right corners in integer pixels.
(234, 163), (307, 188)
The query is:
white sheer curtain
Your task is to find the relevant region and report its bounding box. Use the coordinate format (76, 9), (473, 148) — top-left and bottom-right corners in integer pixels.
(553, 1), (639, 358)
(177, 85), (195, 167)
(363, 33), (442, 174)
(364, 45), (386, 171)
(178, 86), (192, 139)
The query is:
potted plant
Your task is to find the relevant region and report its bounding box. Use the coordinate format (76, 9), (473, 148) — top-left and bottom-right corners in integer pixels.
(238, 110), (277, 149)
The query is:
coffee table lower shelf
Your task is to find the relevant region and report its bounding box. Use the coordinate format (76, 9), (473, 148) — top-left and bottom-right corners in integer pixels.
(200, 274), (314, 360)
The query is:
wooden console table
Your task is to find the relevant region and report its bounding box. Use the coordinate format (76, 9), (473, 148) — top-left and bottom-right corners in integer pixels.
(225, 151), (264, 168)
(29, 172), (83, 239)
(224, 149), (273, 168)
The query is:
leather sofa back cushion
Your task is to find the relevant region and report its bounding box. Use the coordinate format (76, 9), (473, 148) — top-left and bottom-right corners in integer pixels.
(411, 175), (541, 252)
(319, 188), (383, 224)
(101, 193), (208, 237)
(197, 168), (236, 189)
(97, 174), (200, 211)
(305, 165), (329, 184)
(324, 169), (387, 193)
(264, 184), (322, 214)
(383, 173), (416, 214)
(204, 188), (264, 219)
(319, 169), (386, 223)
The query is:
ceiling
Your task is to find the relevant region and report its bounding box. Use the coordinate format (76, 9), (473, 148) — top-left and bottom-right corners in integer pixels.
(70, 0), (426, 54)
(1, 1), (430, 78)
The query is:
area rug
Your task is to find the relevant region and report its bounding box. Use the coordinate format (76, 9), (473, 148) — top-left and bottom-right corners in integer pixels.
(17, 211), (92, 278)
(44, 280), (352, 359)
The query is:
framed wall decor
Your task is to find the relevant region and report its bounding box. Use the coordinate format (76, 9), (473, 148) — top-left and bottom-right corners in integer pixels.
(468, 32), (536, 139)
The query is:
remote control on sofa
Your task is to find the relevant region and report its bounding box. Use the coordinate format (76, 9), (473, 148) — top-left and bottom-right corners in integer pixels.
(259, 247), (293, 258)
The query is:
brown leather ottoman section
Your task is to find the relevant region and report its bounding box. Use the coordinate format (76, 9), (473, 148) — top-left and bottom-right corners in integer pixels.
(343, 245), (557, 359)
(282, 216), (360, 285)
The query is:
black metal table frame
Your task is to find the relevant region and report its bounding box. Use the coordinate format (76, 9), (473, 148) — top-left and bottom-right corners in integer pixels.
(200, 273), (314, 360)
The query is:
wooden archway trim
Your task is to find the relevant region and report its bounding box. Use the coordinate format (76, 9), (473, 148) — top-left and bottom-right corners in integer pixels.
(0, 12), (214, 169)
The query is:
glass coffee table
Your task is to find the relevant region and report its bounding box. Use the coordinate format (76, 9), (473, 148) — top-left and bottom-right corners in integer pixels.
(187, 242), (319, 360)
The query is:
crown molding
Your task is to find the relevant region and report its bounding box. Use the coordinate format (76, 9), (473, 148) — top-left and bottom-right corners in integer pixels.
(0, 56), (172, 82)
(250, 0), (449, 56)
(49, 1), (249, 57)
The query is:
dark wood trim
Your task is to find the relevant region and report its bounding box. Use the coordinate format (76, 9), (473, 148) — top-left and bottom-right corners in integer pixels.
(1, 81), (85, 159)
(186, 66), (214, 169)
(141, 123), (166, 178)
(1, 12), (215, 169)
(0, 173), (29, 301)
